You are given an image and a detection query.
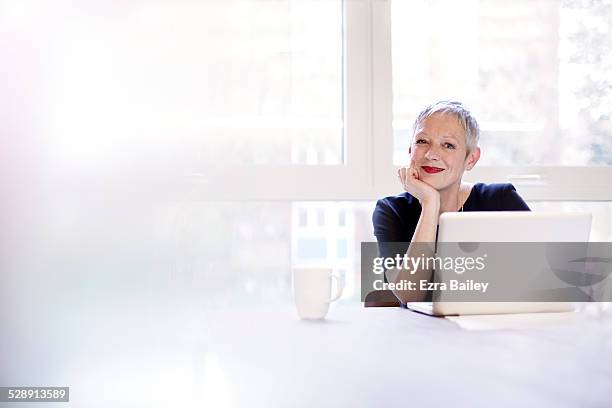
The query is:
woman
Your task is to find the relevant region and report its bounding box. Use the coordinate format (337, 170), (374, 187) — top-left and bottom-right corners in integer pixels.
(372, 100), (529, 305)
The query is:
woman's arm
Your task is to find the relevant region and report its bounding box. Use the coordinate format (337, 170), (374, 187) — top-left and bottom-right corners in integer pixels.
(384, 167), (440, 304)
(385, 197), (439, 303)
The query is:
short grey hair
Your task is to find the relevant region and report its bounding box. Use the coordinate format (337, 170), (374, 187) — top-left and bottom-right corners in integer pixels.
(412, 100), (480, 154)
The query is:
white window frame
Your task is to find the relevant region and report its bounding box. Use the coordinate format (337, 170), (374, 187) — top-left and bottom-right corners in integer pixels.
(188, 0), (612, 202)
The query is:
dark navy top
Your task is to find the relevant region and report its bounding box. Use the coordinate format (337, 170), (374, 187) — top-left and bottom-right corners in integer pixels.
(371, 183), (529, 304)
(373, 183), (530, 245)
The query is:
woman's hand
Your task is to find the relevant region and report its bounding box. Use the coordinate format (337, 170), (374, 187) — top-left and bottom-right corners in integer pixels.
(397, 166), (440, 207)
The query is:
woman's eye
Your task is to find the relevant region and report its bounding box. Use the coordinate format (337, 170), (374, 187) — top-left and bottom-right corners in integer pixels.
(415, 139), (427, 144)
(444, 143), (456, 149)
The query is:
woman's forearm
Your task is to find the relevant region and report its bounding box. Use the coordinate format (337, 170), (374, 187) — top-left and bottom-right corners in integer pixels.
(386, 199), (439, 303)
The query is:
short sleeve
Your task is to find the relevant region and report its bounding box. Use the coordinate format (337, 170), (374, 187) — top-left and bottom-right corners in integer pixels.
(372, 199), (410, 262)
(500, 183), (530, 211)
(372, 198), (402, 242)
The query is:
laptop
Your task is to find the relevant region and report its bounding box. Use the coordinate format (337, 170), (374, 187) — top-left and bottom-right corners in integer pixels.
(406, 211), (592, 316)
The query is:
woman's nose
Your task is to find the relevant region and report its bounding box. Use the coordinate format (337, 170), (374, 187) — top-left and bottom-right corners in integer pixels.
(424, 146), (440, 161)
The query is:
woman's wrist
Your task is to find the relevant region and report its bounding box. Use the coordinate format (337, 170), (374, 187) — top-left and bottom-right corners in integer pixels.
(420, 194), (440, 211)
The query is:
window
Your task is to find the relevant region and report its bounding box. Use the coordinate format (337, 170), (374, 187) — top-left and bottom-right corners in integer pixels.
(384, 0), (612, 201)
(4, 0), (611, 202)
(19, 1), (343, 170)
(391, 0), (612, 167)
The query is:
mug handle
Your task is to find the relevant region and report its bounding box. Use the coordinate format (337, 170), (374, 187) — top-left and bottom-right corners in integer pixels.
(328, 274), (343, 302)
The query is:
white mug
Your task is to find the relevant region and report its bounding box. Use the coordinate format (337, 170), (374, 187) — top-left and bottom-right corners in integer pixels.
(293, 267), (343, 319)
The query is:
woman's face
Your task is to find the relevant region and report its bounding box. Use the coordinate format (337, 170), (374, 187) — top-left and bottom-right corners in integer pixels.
(409, 113), (480, 192)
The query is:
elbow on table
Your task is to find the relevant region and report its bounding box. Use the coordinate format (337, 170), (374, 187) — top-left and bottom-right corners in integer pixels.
(385, 268), (430, 304)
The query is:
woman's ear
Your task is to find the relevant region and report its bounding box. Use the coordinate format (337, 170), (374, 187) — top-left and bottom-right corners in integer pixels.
(465, 147), (481, 171)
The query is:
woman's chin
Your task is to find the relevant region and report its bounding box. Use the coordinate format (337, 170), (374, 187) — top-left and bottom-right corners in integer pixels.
(421, 173), (443, 184)
(423, 178), (451, 191)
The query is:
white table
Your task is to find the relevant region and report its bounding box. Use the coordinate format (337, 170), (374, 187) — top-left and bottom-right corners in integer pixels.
(3, 299), (612, 407)
(201, 304), (612, 408)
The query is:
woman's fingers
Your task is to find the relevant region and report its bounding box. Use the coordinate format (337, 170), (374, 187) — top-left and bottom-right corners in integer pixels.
(404, 167), (412, 186)
(398, 167), (407, 185)
(409, 166), (419, 180)
(398, 166), (418, 191)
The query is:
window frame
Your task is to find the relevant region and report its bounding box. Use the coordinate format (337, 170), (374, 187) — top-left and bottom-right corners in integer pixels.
(188, 0), (612, 202)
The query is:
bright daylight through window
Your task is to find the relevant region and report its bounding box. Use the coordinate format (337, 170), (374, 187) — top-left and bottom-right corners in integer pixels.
(391, 0), (612, 166)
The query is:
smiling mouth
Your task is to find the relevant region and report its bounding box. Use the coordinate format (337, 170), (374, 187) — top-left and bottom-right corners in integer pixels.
(421, 166), (445, 174)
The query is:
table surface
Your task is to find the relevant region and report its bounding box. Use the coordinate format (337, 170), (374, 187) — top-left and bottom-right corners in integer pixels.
(3, 298), (612, 408)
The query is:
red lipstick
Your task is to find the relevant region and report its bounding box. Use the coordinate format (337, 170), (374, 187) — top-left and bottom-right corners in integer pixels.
(422, 166), (444, 174)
